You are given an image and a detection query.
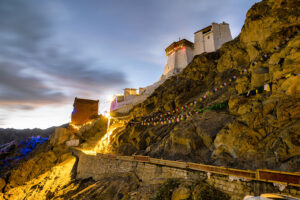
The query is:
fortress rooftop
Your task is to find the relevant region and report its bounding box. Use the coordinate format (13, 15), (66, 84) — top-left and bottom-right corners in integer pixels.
(165, 39), (194, 54)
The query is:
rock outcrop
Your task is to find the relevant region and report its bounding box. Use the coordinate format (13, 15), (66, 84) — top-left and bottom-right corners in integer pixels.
(109, 0), (300, 172)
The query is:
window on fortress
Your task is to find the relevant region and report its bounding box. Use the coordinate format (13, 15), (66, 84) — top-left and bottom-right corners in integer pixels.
(208, 36), (210, 39)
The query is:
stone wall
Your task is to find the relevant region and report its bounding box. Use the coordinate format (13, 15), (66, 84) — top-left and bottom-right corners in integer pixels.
(112, 78), (167, 114)
(164, 51), (176, 75)
(164, 45), (194, 77)
(175, 46), (194, 72)
(75, 152), (300, 200)
(203, 31), (215, 53)
(194, 22), (232, 56)
(71, 97), (99, 125)
(212, 22), (232, 50)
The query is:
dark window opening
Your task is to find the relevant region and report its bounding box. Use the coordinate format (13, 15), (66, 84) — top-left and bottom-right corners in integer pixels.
(203, 29), (211, 34)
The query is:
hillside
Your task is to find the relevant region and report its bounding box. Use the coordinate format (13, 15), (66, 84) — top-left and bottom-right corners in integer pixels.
(0, 0), (299, 199)
(109, 0), (300, 172)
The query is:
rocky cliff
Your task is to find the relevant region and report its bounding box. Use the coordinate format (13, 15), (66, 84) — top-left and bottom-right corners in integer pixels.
(0, 0), (299, 199)
(110, 0), (300, 172)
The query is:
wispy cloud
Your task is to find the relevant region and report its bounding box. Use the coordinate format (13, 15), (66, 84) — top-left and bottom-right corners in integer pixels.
(0, 0), (128, 112)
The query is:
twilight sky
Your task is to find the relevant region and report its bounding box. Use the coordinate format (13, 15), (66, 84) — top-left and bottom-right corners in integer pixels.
(0, 0), (259, 129)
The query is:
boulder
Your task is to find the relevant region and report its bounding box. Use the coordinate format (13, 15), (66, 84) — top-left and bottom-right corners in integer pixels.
(192, 183), (230, 200)
(277, 75), (300, 97)
(235, 76), (250, 94)
(172, 186), (190, 200)
(50, 128), (73, 146)
(66, 139), (80, 147)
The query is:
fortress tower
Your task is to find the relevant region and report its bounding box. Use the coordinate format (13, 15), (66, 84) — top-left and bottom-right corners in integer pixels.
(163, 39), (194, 76)
(194, 22), (232, 55)
(162, 22), (232, 79)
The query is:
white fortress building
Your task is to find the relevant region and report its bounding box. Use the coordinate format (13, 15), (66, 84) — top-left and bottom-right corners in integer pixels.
(163, 22), (232, 77)
(111, 22), (232, 113)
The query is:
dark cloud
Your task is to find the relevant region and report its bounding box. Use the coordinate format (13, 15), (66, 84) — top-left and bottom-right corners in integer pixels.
(0, 62), (68, 107)
(34, 47), (127, 89)
(0, 1), (51, 54)
(0, 0), (128, 112)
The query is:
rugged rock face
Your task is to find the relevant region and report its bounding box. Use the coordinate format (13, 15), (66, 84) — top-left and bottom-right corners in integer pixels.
(150, 179), (230, 200)
(53, 173), (140, 200)
(0, 116), (110, 200)
(110, 111), (235, 164)
(213, 94), (300, 171)
(109, 0), (300, 172)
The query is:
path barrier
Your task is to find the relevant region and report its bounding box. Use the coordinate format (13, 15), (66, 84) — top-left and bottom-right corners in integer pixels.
(187, 162), (256, 180)
(151, 158), (188, 169)
(103, 154), (117, 159)
(257, 169), (300, 187)
(133, 155), (150, 162)
(92, 153), (300, 187)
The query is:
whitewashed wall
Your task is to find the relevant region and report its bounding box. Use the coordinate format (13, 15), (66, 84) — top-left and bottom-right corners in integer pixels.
(194, 22), (232, 56)
(175, 46), (193, 71)
(164, 51), (176, 75)
(212, 23), (232, 50)
(163, 46), (193, 78)
(203, 31), (215, 53)
(194, 31), (204, 56)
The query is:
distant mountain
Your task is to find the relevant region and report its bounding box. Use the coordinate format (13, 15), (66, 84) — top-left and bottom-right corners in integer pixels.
(0, 124), (68, 145)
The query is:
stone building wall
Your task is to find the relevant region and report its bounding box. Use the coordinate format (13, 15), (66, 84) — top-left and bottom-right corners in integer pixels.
(203, 31), (215, 53)
(194, 31), (204, 56)
(71, 97), (99, 125)
(193, 22), (232, 56)
(174, 46), (194, 72)
(75, 152), (300, 200)
(124, 88), (138, 98)
(164, 45), (194, 77)
(212, 22), (232, 50)
(164, 51), (176, 75)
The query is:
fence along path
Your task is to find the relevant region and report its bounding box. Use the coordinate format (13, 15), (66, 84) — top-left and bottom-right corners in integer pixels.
(93, 153), (300, 187)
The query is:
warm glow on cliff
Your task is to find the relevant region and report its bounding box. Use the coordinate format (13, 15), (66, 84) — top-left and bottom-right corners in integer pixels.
(69, 123), (80, 131)
(94, 126), (117, 154)
(80, 126), (117, 155)
(81, 149), (97, 155)
(69, 119), (94, 131)
(80, 115), (122, 155)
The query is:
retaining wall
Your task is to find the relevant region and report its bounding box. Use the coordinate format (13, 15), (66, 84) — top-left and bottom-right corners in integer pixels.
(75, 151), (300, 200)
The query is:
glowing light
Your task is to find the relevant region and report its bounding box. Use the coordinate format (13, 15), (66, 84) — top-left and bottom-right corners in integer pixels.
(69, 120), (93, 131)
(94, 126), (117, 154)
(166, 45), (185, 56)
(69, 123), (80, 131)
(79, 115), (126, 155)
(104, 111), (110, 118)
(81, 149), (97, 155)
(106, 95), (114, 102)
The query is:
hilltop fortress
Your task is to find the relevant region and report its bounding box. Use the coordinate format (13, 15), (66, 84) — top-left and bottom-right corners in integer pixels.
(111, 22), (232, 113)
(163, 22), (232, 78)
